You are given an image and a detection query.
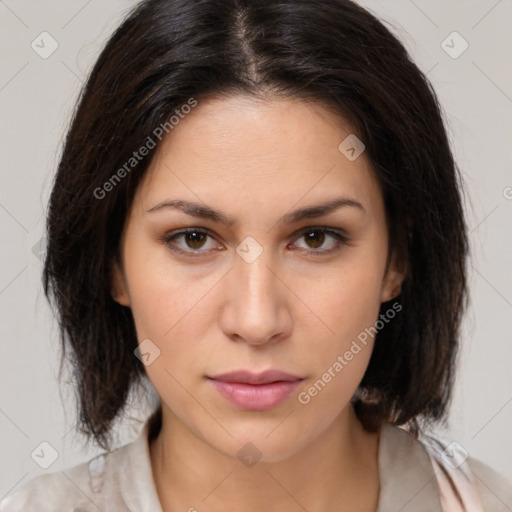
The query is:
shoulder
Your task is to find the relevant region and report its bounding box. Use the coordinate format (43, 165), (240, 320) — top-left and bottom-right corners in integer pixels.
(0, 416), (162, 512)
(466, 456), (512, 512)
(417, 429), (512, 511)
(378, 423), (512, 511)
(0, 455), (96, 511)
(0, 447), (127, 512)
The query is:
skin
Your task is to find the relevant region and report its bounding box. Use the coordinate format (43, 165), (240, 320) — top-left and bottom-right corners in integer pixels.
(111, 94), (405, 512)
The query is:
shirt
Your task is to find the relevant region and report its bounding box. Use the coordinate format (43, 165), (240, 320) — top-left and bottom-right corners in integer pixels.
(1, 413), (511, 512)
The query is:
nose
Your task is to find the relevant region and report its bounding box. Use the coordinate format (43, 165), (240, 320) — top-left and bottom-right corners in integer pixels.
(219, 248), (293, 346)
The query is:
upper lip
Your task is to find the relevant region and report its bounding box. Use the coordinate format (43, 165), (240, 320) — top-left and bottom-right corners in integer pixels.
(208, 369), (303, 385)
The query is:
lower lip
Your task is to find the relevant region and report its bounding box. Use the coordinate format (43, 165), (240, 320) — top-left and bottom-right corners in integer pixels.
(208, 379), (303, 410)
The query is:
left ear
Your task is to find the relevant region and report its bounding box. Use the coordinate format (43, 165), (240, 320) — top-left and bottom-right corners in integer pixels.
(111, 260), (131, 307)
(380, 250), (406, 302)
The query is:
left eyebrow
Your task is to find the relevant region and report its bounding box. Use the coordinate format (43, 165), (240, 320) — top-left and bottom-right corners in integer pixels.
(282, 197), (365, 224)
(146, 196), (365, 226)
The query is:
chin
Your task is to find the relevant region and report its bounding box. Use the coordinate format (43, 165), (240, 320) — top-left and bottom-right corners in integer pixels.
(212, 425), (313, 465)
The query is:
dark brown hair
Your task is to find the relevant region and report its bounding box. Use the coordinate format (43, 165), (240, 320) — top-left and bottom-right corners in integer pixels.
(43, 0), (469, 450)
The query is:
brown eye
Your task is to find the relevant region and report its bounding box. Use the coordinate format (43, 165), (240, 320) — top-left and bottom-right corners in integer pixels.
(291, 227), (350, 255)
(304, 230), (326, 249)
(162, 228), (221, 255)
(161, 226), (349, 258)
(183, 231), (208, 249)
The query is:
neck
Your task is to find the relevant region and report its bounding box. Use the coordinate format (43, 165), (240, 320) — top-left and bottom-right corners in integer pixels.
(149, 403), (381, 512)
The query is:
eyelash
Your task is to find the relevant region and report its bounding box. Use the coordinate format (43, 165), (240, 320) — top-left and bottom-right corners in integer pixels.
(160, 226), (350, 257)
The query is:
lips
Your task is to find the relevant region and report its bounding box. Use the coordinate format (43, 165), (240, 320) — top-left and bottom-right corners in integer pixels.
(208, 369), (303, 385)
(207, 369), (304, 410)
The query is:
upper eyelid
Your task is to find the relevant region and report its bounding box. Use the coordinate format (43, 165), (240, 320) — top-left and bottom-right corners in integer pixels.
(167, 225), (346, 238)
(166, 226), (347, 247)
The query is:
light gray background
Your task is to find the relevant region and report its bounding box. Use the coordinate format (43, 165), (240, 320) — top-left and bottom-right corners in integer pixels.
(1, 0), (511, 501)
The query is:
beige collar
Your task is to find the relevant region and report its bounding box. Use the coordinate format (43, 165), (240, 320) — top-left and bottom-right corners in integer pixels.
(116, 417), (444, 511)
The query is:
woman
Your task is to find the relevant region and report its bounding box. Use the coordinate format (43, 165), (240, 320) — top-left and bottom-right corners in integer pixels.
(1, 0), (510, 510)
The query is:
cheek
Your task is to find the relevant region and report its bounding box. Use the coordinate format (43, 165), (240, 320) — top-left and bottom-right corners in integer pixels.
(291, 269), (382, 435)
(123, 232), (215, 340)
(290, 251), (386, 400)
(297, 256), (385, 344)
(124, 252), (219, 416)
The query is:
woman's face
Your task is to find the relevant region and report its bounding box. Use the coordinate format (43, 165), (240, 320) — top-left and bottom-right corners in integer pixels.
(112, 94), (404, 462)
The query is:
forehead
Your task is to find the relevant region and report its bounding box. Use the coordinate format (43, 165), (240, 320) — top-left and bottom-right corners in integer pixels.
(133, 94), (382, 219)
